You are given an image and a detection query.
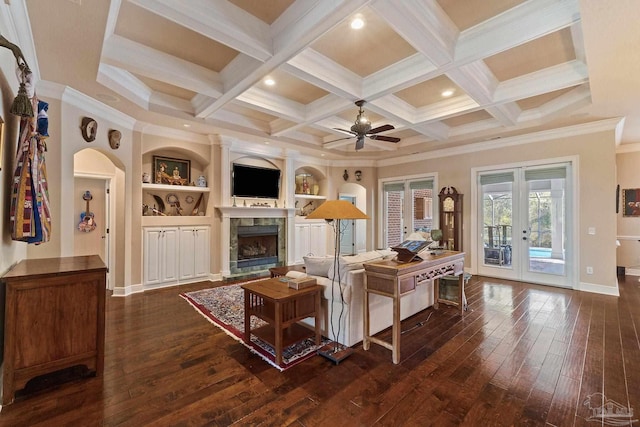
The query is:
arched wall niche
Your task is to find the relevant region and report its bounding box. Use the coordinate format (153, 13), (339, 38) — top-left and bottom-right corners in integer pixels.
(231, 155), (280, 170)
(295, 164), (327, 180)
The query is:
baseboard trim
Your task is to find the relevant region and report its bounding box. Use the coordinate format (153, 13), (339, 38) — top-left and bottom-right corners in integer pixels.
(625, 267), (640, 276)
(579, 281), (620, 296)
(112, 283), (144, 297)
(112, 275), (219, 297)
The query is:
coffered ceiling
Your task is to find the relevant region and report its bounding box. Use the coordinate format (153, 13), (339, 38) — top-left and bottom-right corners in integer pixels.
(22, 0), (640, 159)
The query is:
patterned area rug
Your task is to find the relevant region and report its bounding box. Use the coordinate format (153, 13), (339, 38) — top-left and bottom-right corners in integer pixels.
(181, 279), (327, 371)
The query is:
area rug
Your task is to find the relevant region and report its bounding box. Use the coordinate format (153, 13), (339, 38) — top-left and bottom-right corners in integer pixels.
(180, 279), (327, 371)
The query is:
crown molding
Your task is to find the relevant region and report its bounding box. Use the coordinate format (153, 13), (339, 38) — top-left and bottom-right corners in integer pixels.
(377, 118), (623, 167)
(616, 142), (640, 154)
(135, 123), (210, 145)
(0, 0), (39, 80)
(52, 83), (137, 129)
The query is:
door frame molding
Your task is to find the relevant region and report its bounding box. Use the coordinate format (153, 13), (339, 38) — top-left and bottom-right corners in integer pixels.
(377, 172), (439, 249)
(470, 155), (579, 289)
(74, 171), (116, 290)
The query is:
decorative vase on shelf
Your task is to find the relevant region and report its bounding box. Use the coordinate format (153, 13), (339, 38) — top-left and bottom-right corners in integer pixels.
(197, 175), (207, 187)
(142, 172), (151, 183)
(312, 184), (319, 195)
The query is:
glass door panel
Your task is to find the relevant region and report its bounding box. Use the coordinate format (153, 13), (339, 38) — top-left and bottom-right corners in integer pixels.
(478, 172), (518, 280)
(383, 178), (435, 248)
(521, 167), (568, 286)
(477, 164), (571, 287)
(383, 182), (405, 248)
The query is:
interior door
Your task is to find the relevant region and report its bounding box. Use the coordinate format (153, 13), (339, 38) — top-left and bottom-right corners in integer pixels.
(74, 178), (106, 261)
(382, 177), (435, 247)
(477, 164), (572, 287)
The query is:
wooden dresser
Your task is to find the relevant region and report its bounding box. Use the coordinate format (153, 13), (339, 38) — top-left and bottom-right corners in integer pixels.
(1, 255), (107, 405)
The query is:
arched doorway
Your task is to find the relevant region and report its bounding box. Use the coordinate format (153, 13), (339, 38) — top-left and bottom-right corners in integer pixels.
(74, 148), (124, 290)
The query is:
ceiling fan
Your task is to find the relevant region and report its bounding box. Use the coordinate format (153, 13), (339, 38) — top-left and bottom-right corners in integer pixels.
(332, 100), (400, 150)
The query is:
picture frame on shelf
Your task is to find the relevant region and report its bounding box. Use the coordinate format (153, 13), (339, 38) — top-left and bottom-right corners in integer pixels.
(153, 155), (190, 186)
(622, 188), (640, 217)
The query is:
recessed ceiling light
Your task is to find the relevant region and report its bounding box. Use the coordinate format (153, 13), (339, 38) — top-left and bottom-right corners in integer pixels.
(264, 77), (275, 86)
(441, 89), (455, 98)
(183, 124), (191, 128)
(351, 17), (364, 30)
(264, 141), (270, 145)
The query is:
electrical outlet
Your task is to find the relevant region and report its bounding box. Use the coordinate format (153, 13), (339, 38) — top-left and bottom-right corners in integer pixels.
(586, 266), (593, 275)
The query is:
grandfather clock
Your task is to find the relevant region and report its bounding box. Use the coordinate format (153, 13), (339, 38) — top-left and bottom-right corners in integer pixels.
(439, 186), (463, 251)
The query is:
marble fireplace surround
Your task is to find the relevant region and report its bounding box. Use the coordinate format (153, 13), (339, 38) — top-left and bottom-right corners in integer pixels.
(216, 207), (296, 279)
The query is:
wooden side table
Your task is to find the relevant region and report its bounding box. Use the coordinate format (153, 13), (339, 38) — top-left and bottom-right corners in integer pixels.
(268, 264), (306, 278)
(242, 278), (321, 366)
(363, 251), (465, 364)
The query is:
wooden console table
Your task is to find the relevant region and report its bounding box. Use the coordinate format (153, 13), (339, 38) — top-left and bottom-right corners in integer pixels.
(242, 278), (322, 366)
(1, 255), (107, 404)
(363, 251), (465, 364)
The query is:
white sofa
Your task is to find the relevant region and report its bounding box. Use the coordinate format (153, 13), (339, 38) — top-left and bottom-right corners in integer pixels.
(295, 250), (434, 347)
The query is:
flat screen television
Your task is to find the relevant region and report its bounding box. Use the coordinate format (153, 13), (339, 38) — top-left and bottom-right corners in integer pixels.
(232, 164), (281, 199)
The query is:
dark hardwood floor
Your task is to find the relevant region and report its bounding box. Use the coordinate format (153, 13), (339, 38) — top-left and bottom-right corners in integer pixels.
(1, 274), (639, 426)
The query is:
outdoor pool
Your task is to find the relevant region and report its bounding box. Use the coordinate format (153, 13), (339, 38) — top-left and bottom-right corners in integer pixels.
(529, 247), (552, 258)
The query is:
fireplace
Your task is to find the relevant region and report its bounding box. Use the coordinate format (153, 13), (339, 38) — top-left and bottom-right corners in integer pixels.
(237, 225), (278, 268)
(229, 217), (287, 277)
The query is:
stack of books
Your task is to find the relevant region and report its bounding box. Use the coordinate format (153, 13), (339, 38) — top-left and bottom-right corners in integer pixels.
(287, 276), (317, 290)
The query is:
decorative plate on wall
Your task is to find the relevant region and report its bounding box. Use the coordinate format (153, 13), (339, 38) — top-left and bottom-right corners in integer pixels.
(166, 193), (179, 205)
(185, 195), (194, 204)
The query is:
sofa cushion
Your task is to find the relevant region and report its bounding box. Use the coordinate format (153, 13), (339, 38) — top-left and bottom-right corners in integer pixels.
(376, 249), (397, 260)
(328, 251), (383, 283)
(315, 275), (354, 304)
(303, 255), (333, 277)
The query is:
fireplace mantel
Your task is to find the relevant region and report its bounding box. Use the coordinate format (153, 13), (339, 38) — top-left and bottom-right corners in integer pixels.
(216, 206), (296, 278)
(216, 206), (296, 218)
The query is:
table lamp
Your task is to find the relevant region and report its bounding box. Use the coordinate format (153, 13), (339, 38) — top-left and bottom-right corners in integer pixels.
(306, 200), (369, 363)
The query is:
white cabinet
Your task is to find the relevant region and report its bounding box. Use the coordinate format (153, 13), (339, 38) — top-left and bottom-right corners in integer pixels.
(294, 221), (327, 264)
(144, 227), (179, 287)
(179, 226), (210, 281)
(144, 226), (210, 287)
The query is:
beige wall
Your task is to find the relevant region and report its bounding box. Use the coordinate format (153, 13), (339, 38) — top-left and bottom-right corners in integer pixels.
(616, 150), (640, 269)
(378, 127), (618, 291)
(326, 166), (378, 252)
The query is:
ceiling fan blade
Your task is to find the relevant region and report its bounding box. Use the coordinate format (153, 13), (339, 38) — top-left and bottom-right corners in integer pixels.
(355, 137), (365, 151)
(369, 135), (400, 143)
(326, 136), (355, 143)
(368, 124), (395, 134)
(333, 127), (357, 135)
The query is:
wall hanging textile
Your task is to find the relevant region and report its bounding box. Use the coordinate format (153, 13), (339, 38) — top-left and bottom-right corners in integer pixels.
(9, 93), (51, 244)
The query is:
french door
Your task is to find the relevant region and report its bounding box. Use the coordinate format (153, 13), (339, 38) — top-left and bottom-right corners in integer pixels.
(382, 177), (435, 248)
(477, 163), (573, 287)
